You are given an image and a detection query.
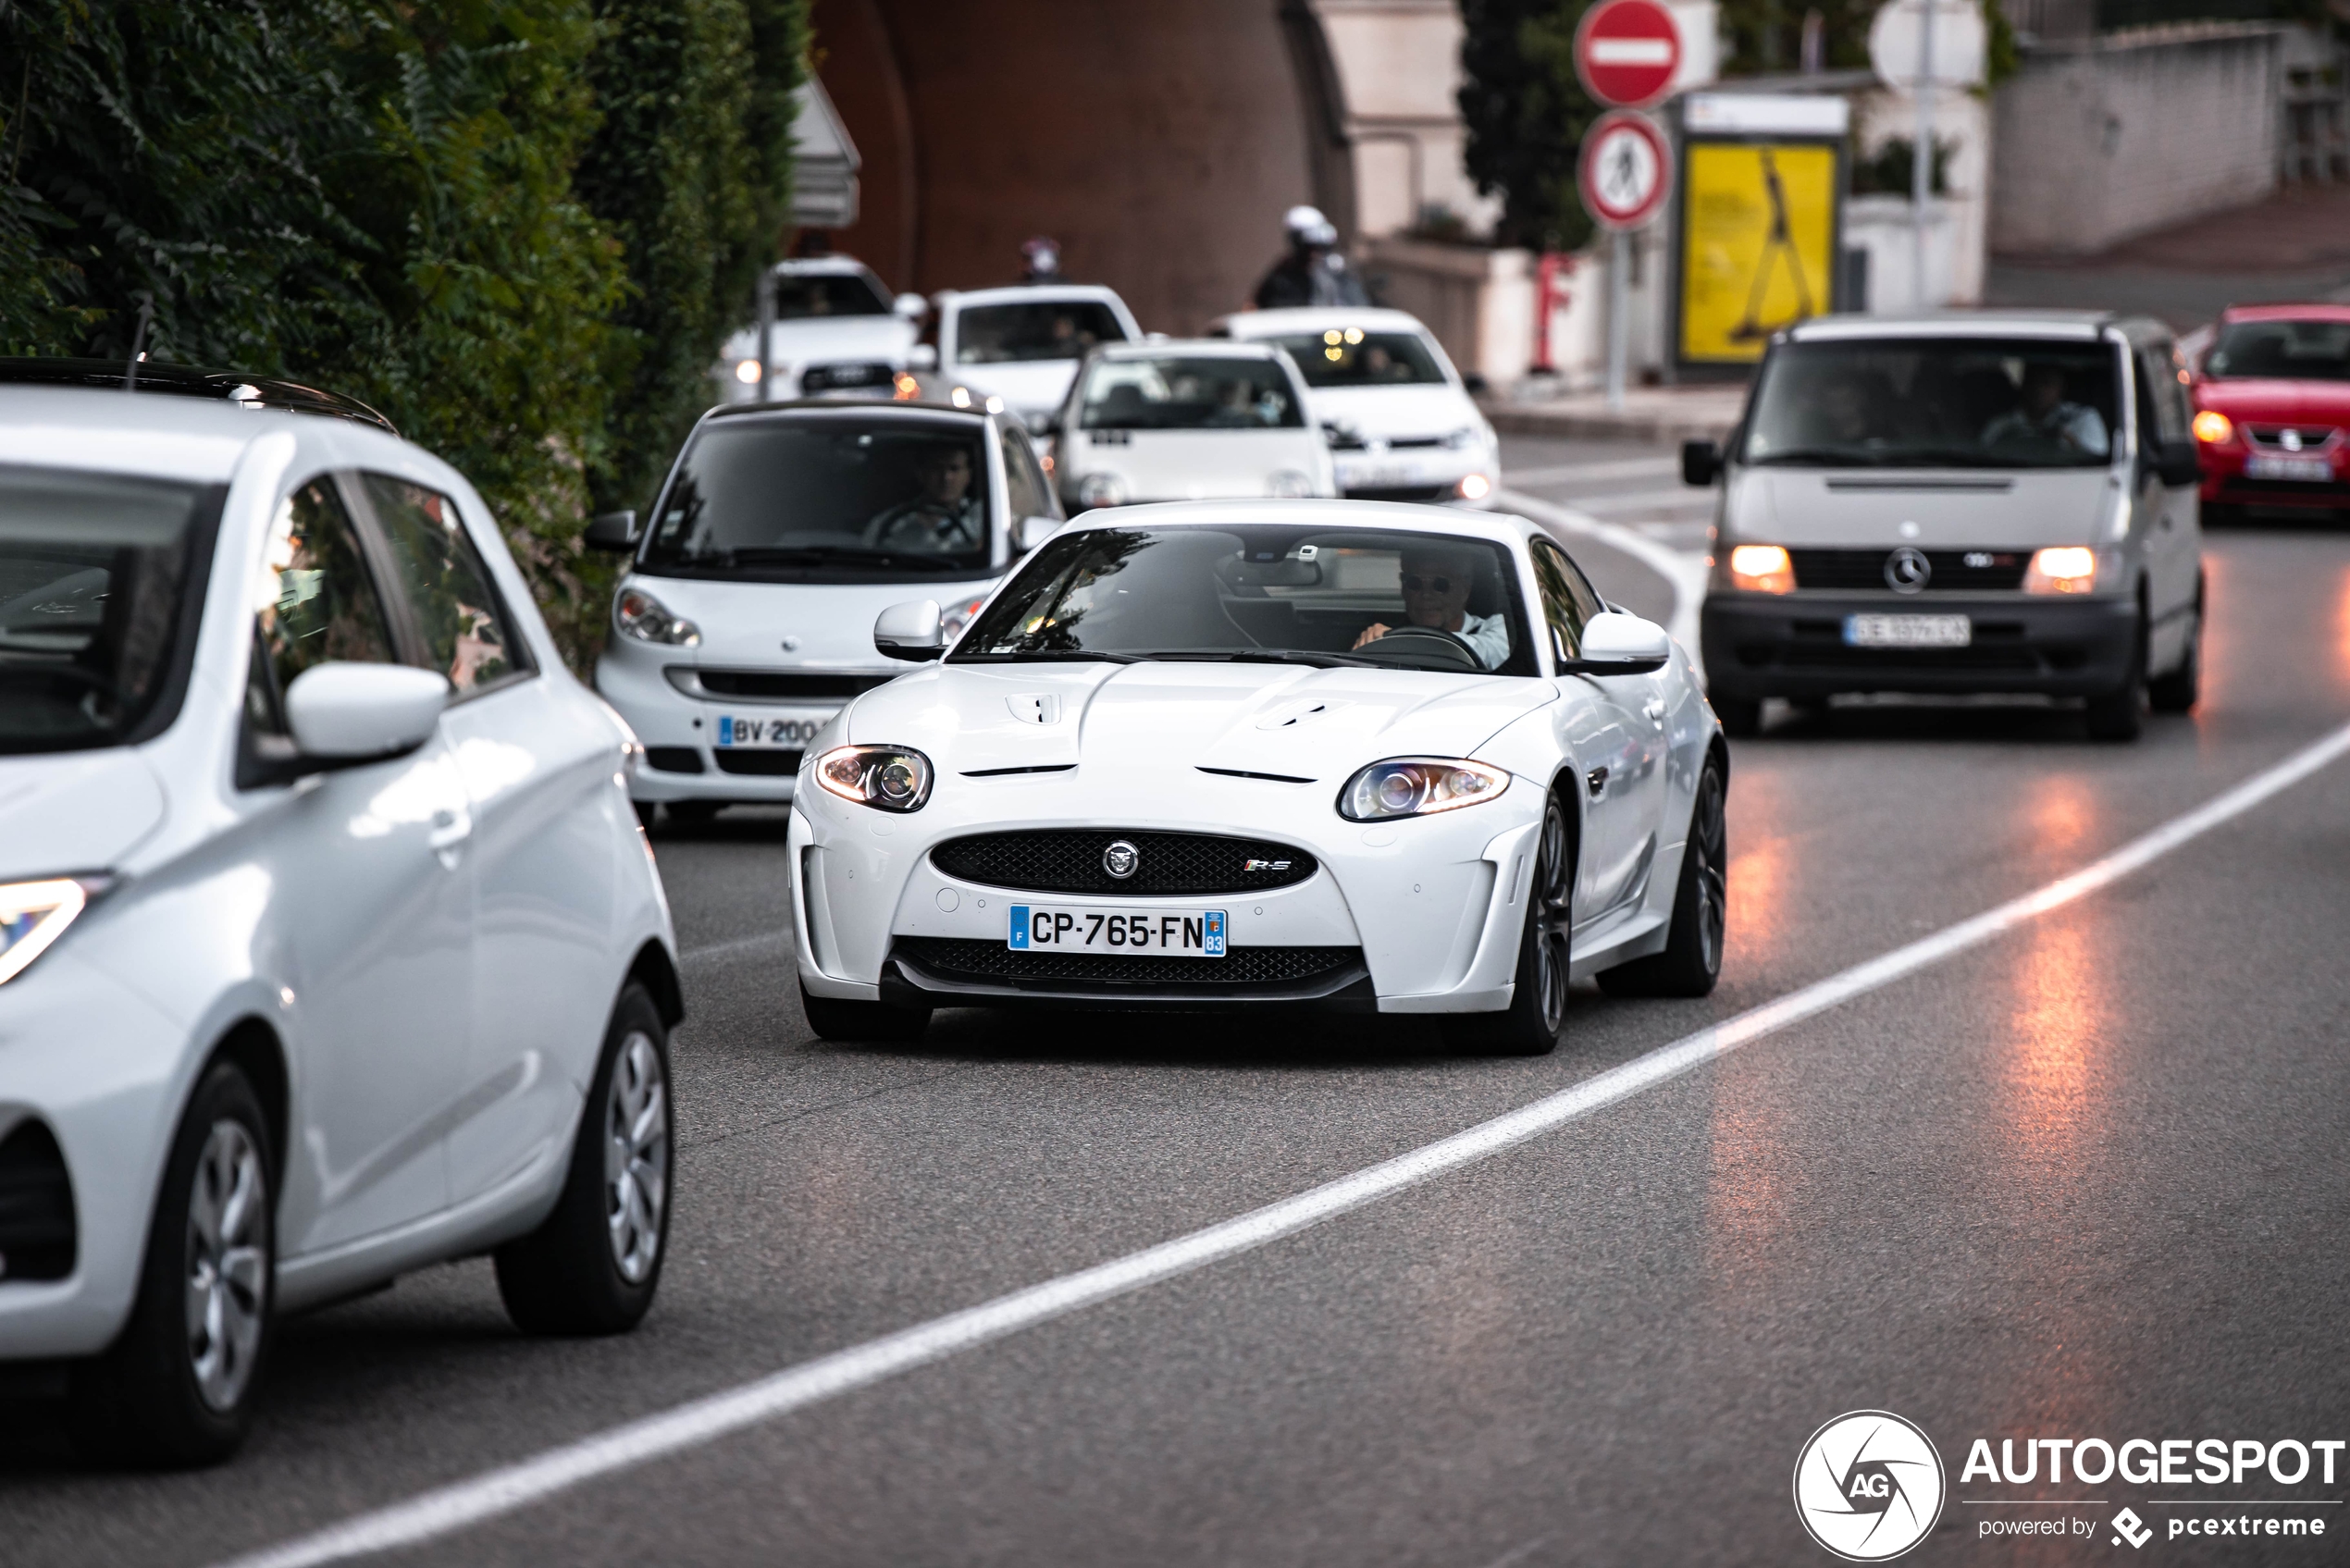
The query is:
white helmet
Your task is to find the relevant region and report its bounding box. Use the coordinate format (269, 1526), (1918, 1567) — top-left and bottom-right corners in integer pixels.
(1282, 204), (1328, 239)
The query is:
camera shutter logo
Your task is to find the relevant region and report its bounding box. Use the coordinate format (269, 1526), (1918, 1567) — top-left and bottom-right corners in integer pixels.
(1792, 1410), (1946, 1561)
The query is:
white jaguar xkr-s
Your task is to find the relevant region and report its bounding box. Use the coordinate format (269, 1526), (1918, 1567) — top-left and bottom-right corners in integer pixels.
(787, 500), (1726, 1054)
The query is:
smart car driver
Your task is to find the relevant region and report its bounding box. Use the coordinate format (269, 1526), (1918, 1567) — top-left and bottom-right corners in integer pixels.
(863, 445), (984, 552)
(1352, 545), (1509, 669)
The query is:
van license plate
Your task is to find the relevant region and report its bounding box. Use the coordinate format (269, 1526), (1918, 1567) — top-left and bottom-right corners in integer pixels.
(2245, 454), (2331, 482)
(1844, 614), (1971, 648)
(1009, 906), (1227, 957)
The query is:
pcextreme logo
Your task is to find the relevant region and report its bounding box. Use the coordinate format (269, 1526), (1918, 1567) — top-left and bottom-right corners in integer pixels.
(1795, 1410), (1949, 1561)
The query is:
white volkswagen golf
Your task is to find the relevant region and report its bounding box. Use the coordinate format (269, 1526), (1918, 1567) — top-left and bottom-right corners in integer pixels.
(0, 381), (679, 1463)
(790, 501), (1726, 1055)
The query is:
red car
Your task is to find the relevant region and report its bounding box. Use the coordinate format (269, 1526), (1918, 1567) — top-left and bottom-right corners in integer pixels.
(2191, 302), (2350, 522)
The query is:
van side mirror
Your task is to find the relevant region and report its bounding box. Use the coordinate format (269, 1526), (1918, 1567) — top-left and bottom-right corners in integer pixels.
(1558, 611), (1671, 675)
(285, 663), (449, 762)
(2155, 437), (2203, 488)
(894, 292), (928, 321)
(874, 599), (946, 661)
(584, 510), (639, 550)
(1681, 439), (1721, 487)
(908, 344), (938, 373)
(1015, 515), (1060, 552)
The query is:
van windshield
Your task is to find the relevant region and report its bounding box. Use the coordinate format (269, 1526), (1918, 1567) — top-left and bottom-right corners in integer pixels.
(1741, 339), (2121, 469)
(639, 414), (994, 583)
(1, 465), (212, 754)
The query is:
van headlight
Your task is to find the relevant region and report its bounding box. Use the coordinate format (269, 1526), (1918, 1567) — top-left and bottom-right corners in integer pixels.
(1338, 758), (1509, 821)
(815, 745), (934, 811)
(2023, 547), (2101, 595)
(0, 876), (110, 985)
(615, 586), (701, 646)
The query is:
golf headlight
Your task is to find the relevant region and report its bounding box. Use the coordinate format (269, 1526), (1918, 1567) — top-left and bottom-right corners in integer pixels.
(1076, 472), (1128, 509)
(814, 745), (934, 811)
(1338, 758), (1510, 821)
(1443, 426), (1478, 450)
(0, 876), (109, 985)
(615, 586), (700, 646)
(1268, 470), (1317, 498)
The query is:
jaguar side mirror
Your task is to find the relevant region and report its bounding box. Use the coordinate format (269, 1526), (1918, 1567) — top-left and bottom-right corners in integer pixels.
(1559, 611), (1671, 676)
(874, 599), (946, 661)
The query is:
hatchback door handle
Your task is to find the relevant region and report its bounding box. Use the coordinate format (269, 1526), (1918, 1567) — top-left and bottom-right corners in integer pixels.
(1586, 766), (1608, 797)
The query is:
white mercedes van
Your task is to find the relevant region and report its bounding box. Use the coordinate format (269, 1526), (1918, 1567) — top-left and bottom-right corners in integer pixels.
(1688, 312), (2205, 740)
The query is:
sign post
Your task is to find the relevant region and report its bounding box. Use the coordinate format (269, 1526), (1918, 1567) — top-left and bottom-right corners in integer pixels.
(1575, 0), (1682, 413)
(1867, 0), (1987, 311)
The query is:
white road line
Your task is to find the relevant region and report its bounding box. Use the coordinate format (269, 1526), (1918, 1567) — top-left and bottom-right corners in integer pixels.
(680, 930), (787, 966)
(216, 717), (2350, 1568)
(1497, 488), (1711, 675)
(1503, 457), (1680, 487)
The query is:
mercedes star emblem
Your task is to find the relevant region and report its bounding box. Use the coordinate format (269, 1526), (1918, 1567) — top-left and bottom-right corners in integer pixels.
(1102, 840), (1140, 880)
(1885, 546), (1932, 594)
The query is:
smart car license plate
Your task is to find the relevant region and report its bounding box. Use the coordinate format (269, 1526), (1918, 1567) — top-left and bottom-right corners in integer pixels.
(2245, 454), (2332, 482)
(714, 715), (821, 747)
(1844, 613), (1971, 648)
(1008, 906), (1227, 957)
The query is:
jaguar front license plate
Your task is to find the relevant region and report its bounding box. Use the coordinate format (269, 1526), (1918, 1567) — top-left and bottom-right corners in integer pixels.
(2245, 454), (2333, 483)
(1844, 613), (1972, 649)
(1008, 906), (1228, 957)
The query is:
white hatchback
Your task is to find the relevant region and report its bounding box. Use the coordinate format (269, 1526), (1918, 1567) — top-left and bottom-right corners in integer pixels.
(1213, 307), (1500, 506)
(0, 385), (679, 1463)
(1051, 340), (1336, 512)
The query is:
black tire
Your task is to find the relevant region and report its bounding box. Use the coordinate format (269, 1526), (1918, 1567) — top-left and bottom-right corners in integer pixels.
(2148, 574), (2204, 713)
(1713, 695), (1762, 738)
(68, 1062), (275, 1467)
(2084, 610), (2148, 742)
(1447, 791), (1571, 1056)
(1597, 754), (1726, 998)
(799, 984), (931, 1043)
(495, 984), (672, 1336)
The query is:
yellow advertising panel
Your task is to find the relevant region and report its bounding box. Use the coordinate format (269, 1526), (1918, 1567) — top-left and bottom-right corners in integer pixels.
(1678, 142), (1838, 364)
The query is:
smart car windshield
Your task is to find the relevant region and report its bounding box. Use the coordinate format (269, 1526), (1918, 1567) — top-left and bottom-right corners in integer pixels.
(953, 524), (1535, 675)
(2204, 318), (2350, 382)
(639, 414), (994, 582)
(1264, 330), (1446, 389)
(956, 301), (1126, 364)
(1741, 338), (2121, 469)
(1079, 356), (1305, 431)
(773, 271), (891, 319)
(0, 464), (214, 754)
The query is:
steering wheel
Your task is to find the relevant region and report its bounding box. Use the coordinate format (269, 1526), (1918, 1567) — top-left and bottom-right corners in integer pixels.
(1356, 624), (1482, 672)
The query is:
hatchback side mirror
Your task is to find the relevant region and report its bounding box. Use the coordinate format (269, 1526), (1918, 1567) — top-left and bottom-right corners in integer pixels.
(1681, 439), (1721, 487)
(1559, 611), (1671, 675)
(874, 599), (946, 661)
(908, 344), (939, 373)
(285, 663), (449, 761)
(894, 292), (928, 321)
(584, 509), (639, 551)
(1014, 514), (1060, 552)
(2155, 437), (2203, 488)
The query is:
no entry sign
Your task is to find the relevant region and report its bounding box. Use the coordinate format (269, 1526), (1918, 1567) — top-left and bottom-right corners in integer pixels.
(1578, 109), (1673, 230)
(1575, 0), (1683, 110)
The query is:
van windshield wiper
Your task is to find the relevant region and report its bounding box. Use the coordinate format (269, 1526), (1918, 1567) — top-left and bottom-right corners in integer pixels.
(1743, 447), (1886, 468)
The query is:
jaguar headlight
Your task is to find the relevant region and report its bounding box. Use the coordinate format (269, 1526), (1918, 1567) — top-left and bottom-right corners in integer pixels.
(814, 745), (934, 812)
(0, 876), (109, 985)
(615, 586), (700, 647)
(1338, 758), (1510, 821)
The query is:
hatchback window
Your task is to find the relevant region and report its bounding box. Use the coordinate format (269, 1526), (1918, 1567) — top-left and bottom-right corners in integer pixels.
(956, 302), (1125, 364)
(2204, 318), (2350, 382)
(1264, 330), (1446, 389)
(362, 475), (526, 694)
(247, 478), (398, 740)
(1080, 356), (1305, 430)
(773, 271), (891, 320)
(1741, 338), (2121, 469)
(0, 465), (213, 754)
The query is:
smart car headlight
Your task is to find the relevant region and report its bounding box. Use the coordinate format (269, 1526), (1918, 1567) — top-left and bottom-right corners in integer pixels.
(615, 586), (700, 647)
(814, 745), (934, 812)
(1338, 758), (1510, 821)
(0, 875), (110, 985)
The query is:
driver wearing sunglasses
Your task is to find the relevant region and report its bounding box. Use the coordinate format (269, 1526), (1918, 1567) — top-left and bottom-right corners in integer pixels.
(1351, 544), (1510, 669)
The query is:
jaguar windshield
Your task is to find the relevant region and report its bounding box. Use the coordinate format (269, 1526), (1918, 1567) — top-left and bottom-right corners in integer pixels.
(953, 525), (1534, 675)
(1264, 330), (1446, 389)
(1, 465), (213, 754)
(1741, 338), (2121, 469)
(639, 414), (994, 582)
(1079, 356), (1306, 431)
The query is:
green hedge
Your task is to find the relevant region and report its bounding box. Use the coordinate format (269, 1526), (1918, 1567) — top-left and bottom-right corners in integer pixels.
(0, 0), (805, 668)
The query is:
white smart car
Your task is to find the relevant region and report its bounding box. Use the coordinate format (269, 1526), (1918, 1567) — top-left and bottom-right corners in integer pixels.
(914, 284), (1144, 431)
(789, 500), (1725, 1055)
(0, 378), (679, 1463)
(717, 255), (929, 402)
(1051, 340), (1336, 512)
(1213, 307), (1501, 505)
(593, 399), (1063, 820)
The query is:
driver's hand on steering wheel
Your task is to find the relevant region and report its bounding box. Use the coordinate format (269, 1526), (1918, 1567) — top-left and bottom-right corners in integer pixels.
(1352, 623), (1391, 650)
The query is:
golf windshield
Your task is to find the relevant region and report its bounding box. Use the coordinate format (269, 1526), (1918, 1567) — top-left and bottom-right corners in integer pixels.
(2204, 318), (2350, 382)
(955, 302), (1125, 364)
(1264, 330), (1445, 388)
(1079, 357), (1306, 430)
(1, 465), (212, 754)
(953, 525), (1535, 675)
(639, 414), (994, 582)
(1741, 339), (2122, 469)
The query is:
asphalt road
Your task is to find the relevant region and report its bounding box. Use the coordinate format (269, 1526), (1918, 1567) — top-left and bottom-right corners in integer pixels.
(6, 496), (2349, 1566)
